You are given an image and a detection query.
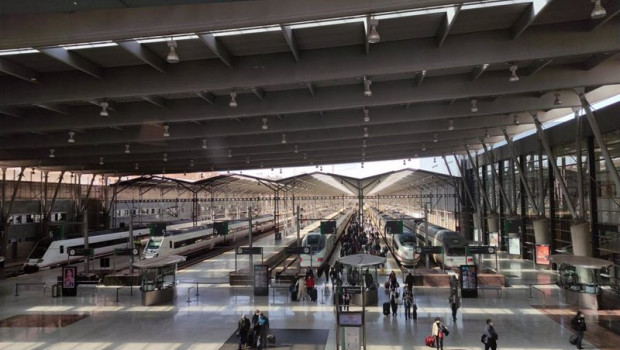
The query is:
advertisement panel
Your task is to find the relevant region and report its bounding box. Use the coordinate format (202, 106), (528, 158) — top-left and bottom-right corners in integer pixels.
(459, 265), (478, 298)
(489, 232), (499, 248)
(62, 266), (77, 296)
(253, 264), (269, 296)
(508, 237), (521, 256)
(535, 244), (550, 265)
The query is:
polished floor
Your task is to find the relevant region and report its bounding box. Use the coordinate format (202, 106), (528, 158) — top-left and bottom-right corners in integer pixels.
(0, 235), (618, 350)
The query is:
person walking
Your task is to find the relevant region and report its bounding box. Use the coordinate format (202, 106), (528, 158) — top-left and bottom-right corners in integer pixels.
(403, 290), (413, 320)
(256, 313), (269, 350)
(296, 275), (307, 301)
(405, 271), (414, 293)
(570, 311), (586, 349)
(236, 314), (250, 350)
(431, 317), (445, 350)
(389, 288), (399, 317)
(449, 289), (461, 322)
(482, 318), (499, 350)
(342, 291), (351, 311)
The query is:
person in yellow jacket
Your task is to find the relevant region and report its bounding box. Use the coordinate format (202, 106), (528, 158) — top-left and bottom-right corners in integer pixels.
(432, 317), (447, 350)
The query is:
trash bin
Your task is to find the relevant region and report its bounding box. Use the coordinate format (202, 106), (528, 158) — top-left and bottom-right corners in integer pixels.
(52, 283), (61, 297)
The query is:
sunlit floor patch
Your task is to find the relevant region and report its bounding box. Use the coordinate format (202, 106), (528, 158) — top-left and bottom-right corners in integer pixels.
(0, 343), (45, 350)
(0, 313), (89, 327)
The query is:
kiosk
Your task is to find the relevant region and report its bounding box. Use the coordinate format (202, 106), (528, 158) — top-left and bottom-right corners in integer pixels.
(338, 254), (385, 306)
(550, 254), (612, 310)
(133, 255), (186, 306)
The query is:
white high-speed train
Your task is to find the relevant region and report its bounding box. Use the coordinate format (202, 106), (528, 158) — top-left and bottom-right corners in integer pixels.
(23, 220), (206, 272)
(299, 209), (354, 268)
(415, 222), (472, 269)
(143, 215), (274, 258)
(368, 208), (421, 267)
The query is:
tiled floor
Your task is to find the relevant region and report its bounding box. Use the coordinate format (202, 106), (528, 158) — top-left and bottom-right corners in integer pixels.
(0, 240), (617, 350)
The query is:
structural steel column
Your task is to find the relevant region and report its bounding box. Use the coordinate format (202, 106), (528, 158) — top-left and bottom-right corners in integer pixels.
(587, 137), (600, 257)
(502, 129), (541, 216)
(481, 141), (514, 214)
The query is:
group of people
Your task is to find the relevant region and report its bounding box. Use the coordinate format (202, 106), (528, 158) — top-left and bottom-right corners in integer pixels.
(428, 317), (497, 350)
(236, 310), (270, 350)
(290, 268), (317, 302)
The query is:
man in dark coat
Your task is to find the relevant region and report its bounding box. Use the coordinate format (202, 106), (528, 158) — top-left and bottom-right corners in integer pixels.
(237, 314), (250, 350)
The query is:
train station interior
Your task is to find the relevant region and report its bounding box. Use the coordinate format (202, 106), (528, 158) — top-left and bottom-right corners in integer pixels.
(0, 0), (619, 349)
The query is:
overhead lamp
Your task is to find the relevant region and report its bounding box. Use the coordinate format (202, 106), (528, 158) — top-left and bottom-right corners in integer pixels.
(125, 144), (131, 154)
(49, 149), (55, 158)
(422, 143), (427, 151)
(320, 165), (323, 172)
(163, 153), (167, 162)
(361, 162), (364, 169)
(591, 0), (607, 19)
(363, 139), (367, 148)
(99, 101), (109, 117)
(303, 152), (307, 160)
(190, 159), (194, 167)
(260, 161), (264, 168)
(414, 153), (418, 158)
(316, 164), (319, 169)
(362, 151), (366, 157)
(433, 133), (438, 143)
(363, 127), (369, 138)
(163, 124), (170, 137)
(403, 159), (406, 166)
(281, 133), (287, 144)
(228, 149), (232, 158)
(67, 131), (75, 143)
(229, 92), (238, 108)
(99, 157), (104, 165)
(280, 169), (283, 174)
(513, 115), (520, 125)
(202, 139), (208, 149)
(448, 119), (454, 131)
(485, 129), (490, 138)
(135, 162), (139, 170)
(363, 107), (370, 122)
(553, 92), (562, 106)
(367, 17), (380, 44)
(509, 64), (519, 82)
(262, 117), (268, 130)
(246, 157), (250, 164)
(433, 157), (437, 164)
(363, 76), (372, 97)
(294, 145), (298, 154)
(166, 39), (180, 63)
(470, 99), (478, 113)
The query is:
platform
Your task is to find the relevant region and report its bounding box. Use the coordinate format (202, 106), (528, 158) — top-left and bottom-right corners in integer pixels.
(1, 248), (619, 350)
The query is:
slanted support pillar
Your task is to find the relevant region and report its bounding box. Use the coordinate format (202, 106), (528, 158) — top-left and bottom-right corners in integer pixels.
(502, 129), (541, 216)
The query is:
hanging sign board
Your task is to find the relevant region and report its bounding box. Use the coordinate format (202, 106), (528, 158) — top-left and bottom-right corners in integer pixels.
(385, 221), (404, 234)
(320, 220), (337, 234)
(467, 246), (497, 255)
(414, 246), (443, 254)
(286, 246), (311, 255)
(213, 222), (229, 236)
(237, 247), (263, 255)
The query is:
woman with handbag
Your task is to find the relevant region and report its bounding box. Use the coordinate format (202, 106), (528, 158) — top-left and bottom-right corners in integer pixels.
(431, 317), (445, 350)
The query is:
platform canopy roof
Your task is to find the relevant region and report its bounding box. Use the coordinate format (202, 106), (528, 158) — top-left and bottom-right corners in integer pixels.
(0, 0), (619, 175)
(112, 168), (454, 197)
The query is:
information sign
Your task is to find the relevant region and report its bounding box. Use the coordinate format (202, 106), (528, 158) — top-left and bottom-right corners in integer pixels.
(338, 312), (364, 327)
(385, 220), (404, 234)
(414, 246), (443, 254)
(508, 237), (521, 255)
(320, 220), (337, 234)
(467, 246), (497, 255)
(149, 223), (167, 236)
(213, 221), (229, 236)
(236, 247), (263, 255)
(253, 264), (269, 296)
(286, 246), (311, 255)
(340, 286), (363, 295)
(115, 248), (139, 256)
(68, 248), (94, 256)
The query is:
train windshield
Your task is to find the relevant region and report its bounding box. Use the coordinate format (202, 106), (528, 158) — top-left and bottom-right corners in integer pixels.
(305, 235), (325, 252)
(447, 246), (466, 256)
(398, 233), (416, 247)
(146, 238), (162, 249)
(29, 239), (52, 259)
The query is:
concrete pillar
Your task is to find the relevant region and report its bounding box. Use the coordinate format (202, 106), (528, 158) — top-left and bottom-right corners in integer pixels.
(533, 217), (550, 245)
(570, 221), (592, 257)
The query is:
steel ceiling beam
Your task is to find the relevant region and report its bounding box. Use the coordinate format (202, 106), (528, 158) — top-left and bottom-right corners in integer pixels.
(280, 25), (300, 62)
(588, 0), (620, 31)
(0, 57), (39, 83)
(436, 5), (461, 47)
(2, 22), (618, 107)
(198, 33), (233, 68)
(38, 47), (102, 79)
(522, 58), (553, 76)
(34, 103), (70, 115)
(511, 0), (554, 39)
(116, 40), (167, 73)
(195, 91), (216, 104)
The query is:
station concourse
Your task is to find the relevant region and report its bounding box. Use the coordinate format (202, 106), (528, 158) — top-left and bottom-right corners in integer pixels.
(1, 0), (620, 349)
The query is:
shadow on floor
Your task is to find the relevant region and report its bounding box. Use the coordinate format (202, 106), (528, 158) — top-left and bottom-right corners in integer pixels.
(220, 328), (329, 350)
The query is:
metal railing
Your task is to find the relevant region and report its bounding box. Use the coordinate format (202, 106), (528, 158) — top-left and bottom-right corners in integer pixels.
(529, 285), (546, 307)
(15, 282), (46, 296)
(115, 285), (134, 302)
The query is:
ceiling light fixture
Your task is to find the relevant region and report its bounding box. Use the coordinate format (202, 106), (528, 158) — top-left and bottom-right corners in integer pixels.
(246, 157), (250, 164)
(166, 39), (180, 63)
(448, 119), (454, 131)
(422, 143), (427, 151)
(125, 144), (131, 154)
(163, 124), (170, 137)
(513, 115), (520, 125)
(591, 0), (607, 19)
(363, 76), (372, 97)
(281, 133), (287, 144)
(363, 107), (370, 122)
(99, 101), (109, 117)
(202, 139), (208, 149)
(229, 92), (238, 108)
(67, 131), (75, 143)
(262, 117), (268, 130)
(163, 153), (167, 162)
(363, 127), (369, 138)
(99, 157), (104, 165)
(260, 161), (264, 168)
(320, 165), (323, 172)
(363, 139), (367, 148)
(228, 149), (232, 158)
(294, 145), (298, 153)
(433, 133), (438, 143)
(361, 162), (364, 169)
(303, 152), (307, 160)
(553, 91), (562, 106)
(190, 159), (194, 167)
(485, 129), (490, 138)
(509, 64), (519, 82)
(280, 169), (283, 174)
(403, 159), (406, 166)
(135, 162), (139, 170)
(470, 99), (478, 113)
(49, 149), (55, 158)
(367, 17), (380, 43)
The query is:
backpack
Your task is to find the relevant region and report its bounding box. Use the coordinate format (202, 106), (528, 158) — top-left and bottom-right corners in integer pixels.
(481, 334), (487, 344)
(441, 325), (449, 337)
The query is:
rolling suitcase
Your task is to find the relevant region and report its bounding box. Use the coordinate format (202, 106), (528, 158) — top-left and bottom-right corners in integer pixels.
(267, 334), (276, 347)
(309, 287), (317, 301)
(383, 302), (391, 316)
(425, 335), (435, 347)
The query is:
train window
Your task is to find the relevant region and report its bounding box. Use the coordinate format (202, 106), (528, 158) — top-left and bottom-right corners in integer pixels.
(100, 257), (110, 268)
(59, 245), (64, 254)
(170, 241), (173, 249)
